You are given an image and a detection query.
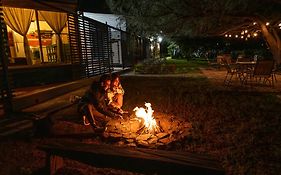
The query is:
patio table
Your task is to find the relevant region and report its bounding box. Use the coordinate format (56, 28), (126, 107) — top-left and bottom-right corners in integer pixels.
(236, 61), (256, 72)
(235, 61), (256, 84)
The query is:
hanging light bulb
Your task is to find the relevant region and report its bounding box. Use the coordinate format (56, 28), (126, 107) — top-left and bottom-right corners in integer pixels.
(229, 34), (232, 37)
(247, 34), (251, 38)
(253, 22), (257, 25)
(266, 22), (270, 26)
(235, 35), (238, 38)
(245, 30), (248, 33)
(278, 23), (281, 26)
(241, 36), (244, 39)
(225, 34), (228, 37)
(253, 33), (258, 37)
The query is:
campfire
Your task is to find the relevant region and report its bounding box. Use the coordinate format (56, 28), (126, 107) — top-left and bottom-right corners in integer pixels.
(103, 102), (192, 148)
(133, 103), (161, 134)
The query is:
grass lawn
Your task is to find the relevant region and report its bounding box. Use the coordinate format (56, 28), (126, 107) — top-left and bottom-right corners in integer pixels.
(134, 58), (209, 74)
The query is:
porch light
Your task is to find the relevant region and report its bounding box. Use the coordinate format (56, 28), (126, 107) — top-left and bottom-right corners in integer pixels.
(157, 36), (163, 43)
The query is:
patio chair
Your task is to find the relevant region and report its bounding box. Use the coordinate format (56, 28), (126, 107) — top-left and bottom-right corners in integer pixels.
(243, 60), (275, 87)
(222, 57), (243, 86)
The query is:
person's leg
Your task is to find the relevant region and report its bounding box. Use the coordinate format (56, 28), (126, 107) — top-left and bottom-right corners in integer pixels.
(88, 104), (110, 127)
(116, 94), (123, 108)
(80, 104), (97, 129)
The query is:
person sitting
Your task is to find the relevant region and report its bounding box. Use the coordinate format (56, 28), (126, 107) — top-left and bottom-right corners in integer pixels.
(77, 74), (122, 130)
(106, 73), (128, 114)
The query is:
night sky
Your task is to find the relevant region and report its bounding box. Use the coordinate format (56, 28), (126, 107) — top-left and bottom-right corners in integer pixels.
(78, 0), (111, 13)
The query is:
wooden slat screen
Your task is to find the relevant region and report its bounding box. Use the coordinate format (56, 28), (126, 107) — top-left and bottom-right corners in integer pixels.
(68, 12), (150, 76)
(68, 13), (112, 78)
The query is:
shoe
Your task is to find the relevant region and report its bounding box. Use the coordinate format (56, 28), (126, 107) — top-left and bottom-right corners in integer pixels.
(83, 116), (90, 126)
(69, 95), (81, 103)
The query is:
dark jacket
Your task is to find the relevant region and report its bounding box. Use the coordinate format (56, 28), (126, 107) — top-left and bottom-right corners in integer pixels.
(78, 81), (119, 118)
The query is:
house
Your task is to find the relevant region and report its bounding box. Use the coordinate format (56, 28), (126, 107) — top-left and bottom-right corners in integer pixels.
(0, 0), (150, 116)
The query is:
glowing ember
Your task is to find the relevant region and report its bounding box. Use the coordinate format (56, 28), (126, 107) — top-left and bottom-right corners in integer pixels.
(133, 103), (160, 133)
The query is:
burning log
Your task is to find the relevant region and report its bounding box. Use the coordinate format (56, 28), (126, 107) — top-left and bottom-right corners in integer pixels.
(134, 103), (162, 134)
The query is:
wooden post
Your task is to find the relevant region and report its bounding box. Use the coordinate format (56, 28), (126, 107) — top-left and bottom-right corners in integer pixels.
(47, 154), (64, 175)
(0, 2), (13, 116)
(35, 10), (44, 63)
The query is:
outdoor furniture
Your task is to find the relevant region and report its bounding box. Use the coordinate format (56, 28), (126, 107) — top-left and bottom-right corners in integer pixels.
(236, 61), (256, 73)
(242, 60), (275, 87)
(46, 45), (57, 63)
(222, 58), (243, 86)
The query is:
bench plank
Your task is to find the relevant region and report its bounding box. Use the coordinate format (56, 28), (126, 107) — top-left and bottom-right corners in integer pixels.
(38, 140), (224, 175)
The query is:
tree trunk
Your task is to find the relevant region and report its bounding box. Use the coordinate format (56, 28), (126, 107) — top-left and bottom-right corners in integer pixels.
(259, 21), (281, 65)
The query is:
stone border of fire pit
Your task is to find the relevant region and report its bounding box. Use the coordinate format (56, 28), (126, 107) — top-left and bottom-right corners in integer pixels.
(103, 112), (192, 148)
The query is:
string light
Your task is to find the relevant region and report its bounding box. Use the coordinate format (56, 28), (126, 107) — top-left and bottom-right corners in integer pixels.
(221, 21), (281, 40)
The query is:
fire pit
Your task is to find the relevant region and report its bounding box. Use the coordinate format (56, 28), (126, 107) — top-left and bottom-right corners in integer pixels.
(103, 103), (192, 148)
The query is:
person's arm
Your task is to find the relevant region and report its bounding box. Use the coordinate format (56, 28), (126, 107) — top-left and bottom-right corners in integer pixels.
(95, 93), (122, 118)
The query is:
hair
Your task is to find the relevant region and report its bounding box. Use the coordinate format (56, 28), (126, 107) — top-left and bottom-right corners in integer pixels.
(90, 74), (111, 91)
(99, 74), (111, 83)
(111, 73), (120, 81)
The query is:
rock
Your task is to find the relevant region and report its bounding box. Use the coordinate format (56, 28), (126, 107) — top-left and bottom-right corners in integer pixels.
(159, 137), (172, 144)
(156, 132), (169, 139)
(126, 138), (135, 143)
(136, 134), (152, 141)
(122, 132), (137, 139)
(147, 136), (158, 144)
(127, 143), (137, 147)
(137, 140), (149, 147)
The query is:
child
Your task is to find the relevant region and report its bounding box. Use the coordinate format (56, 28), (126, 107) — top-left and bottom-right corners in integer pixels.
(107, 73), (128, 114)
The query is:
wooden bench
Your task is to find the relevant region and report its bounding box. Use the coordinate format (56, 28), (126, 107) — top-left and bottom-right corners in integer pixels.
(38, 140), (224, 175)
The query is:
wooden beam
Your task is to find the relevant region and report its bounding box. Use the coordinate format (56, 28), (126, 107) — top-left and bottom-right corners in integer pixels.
(39, 140), (224, 175)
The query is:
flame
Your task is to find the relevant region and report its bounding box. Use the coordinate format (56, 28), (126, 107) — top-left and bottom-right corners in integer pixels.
(133, 103), (159, 132)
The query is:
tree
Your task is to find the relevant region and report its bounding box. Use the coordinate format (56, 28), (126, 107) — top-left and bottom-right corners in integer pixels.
(107, 0), (281, 64)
